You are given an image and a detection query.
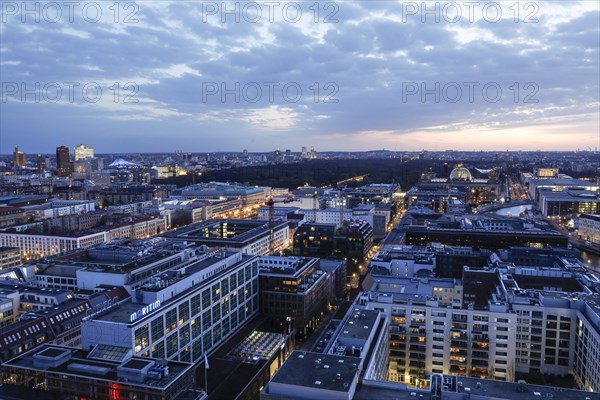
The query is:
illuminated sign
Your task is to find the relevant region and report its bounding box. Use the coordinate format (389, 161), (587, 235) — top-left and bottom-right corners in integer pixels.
(130, 300), (161, 323)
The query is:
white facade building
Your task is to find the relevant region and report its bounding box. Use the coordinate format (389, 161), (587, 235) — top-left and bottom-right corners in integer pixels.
(81, 250), (260, 364)
(578, 214), (600, 244)
(73, 144), (94, 160)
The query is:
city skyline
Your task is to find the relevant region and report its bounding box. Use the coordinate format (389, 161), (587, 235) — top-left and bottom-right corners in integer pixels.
(1, 1), (599, 153)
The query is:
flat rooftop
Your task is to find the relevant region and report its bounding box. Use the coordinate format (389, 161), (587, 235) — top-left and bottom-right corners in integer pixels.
(164, 219), (287, 245)
(258, 257), (315, 276)
(456, 376), (600, 400)
(41, 238), (182, 273)
(269, 351), (360, 393)
(92, 251), (252, 324)
(4, 344), (193, 390)
(354, 376), (600, 400)
(338, 308), (380, 342)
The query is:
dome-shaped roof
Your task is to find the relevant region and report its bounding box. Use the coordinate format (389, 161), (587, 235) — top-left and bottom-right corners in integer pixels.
(449, 167), (472, 181)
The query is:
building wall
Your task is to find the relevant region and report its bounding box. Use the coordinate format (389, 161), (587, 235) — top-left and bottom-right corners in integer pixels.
(82, 257), (260, 364)
(0, 247), (22, 269)
(355, 291), (600, 393)
(0, 231), (108, 260)
(578, 215), (600, 244)
(574, 308), (600, 392)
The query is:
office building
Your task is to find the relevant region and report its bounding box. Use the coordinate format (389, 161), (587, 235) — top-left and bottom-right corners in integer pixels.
(293, 220), (373, 269)
(527, 177), (598, 203)
(2, 344), (201, 400)
(12, 146), (26, 168)
(0, 246), (21, 269)
(0, 216), (166, 260)
(163, 219), (290, 255)
(80, 248), (260, 365)
(73, 143), (94, 160)
(173, 182), (267, 207)
(0, 206), (27, 227)
(538, 188), (600, 217)
(402, 215), (568, 250)
(578, 213), (600, 244)
(55, 146), (72, 177)
(258, 256), (332, 336)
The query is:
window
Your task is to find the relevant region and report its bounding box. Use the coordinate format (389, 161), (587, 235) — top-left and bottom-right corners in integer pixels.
(191, 294), (201, 316)
(212, 284), (221, 303)
(165, 309), (177, 333)
(202, 310), (212, 330)
(203, 330), (212, 351)
(134, 324), (149, 352)
(179, 302), (190, 325)
(221, 279), (229, 295)
(152, 341), (164, 359)
(166, 333), (178, 358)
(179, 324), (190, 347)
(202, 289), (211, 309)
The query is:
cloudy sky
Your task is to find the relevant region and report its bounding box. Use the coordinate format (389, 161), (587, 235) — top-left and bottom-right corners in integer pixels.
(1, 1), (598, 153)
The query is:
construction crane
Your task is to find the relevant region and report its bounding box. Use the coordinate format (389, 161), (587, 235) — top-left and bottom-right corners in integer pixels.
(339, 192), (345, 227)
(265, 195), (292, 254)
(266, 196), (276, 254)
(312, 191), (318, 222)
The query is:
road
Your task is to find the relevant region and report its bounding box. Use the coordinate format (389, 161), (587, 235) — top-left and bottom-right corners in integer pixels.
(507, 174), (530, 201)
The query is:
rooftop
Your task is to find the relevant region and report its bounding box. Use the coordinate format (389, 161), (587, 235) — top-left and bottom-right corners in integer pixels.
(338, 308), (380, 341)
(456, 376), (600, 400)
(269, 351), (360, 393)
(4, 344), (194, 390)
(354, 375), (600, 400)
(39, 238), (184, 274)
(164, 218), (287, 245)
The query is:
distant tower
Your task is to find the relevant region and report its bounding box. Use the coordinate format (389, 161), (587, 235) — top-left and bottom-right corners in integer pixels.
(13, 146), (26, 168)
(36, 154), (46, 173)
(74, 144), (94, 160)
(56, 146), (72, 176)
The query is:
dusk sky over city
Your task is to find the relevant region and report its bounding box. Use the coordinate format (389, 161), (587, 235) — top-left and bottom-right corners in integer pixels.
(1, 1), (599, 153)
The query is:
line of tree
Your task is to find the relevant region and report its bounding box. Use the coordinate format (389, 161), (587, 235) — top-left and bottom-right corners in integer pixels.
(155, 158), (439, 190)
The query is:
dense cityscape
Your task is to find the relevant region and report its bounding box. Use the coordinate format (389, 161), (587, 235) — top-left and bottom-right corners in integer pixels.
(2, 0), (600, 399)
(0, 145), (597, 400)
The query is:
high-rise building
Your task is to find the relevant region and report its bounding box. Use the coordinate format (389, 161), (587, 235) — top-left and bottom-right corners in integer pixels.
(74, 143), (94, 160)
(36, 154), (46, 173)
(55, 145), (72, 176)
(12, 146), (26, 168)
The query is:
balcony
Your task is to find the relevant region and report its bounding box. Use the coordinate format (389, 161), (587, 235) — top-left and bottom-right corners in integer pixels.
(410, 326), (427, 334)
(452, 315), (468, 322)
(450, 365), (467, 375)
(451, 340), (468, 349)
(450, 349), (468, 357)
(472, 334), (489, 343)
(450, 357), (467, 365)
